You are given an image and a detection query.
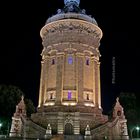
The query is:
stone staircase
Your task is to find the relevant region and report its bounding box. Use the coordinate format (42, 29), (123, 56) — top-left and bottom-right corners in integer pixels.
(64, 135), (84, 140)
(21, 117), (46, 139)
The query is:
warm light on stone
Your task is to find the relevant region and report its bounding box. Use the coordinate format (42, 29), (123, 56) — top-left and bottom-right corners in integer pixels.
(62, 102), (77, 106)
(44, 102), (55, 106)
(14, 1), (129, 139)
(84, 103), (94, 107)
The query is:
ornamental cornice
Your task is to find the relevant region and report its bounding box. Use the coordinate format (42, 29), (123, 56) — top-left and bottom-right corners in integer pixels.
(83, 50), (94, 56)
(56, 52), (65, 56)
(41, 41), (100, 57)
(42, 33), (100, 47)
(93, 56), (100, 62)
(40, 19), (102, 39)
(64, 47), (77, 53)
(76, 52), (85, 57)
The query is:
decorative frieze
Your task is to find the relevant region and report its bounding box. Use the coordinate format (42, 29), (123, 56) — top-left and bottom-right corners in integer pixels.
(41, 20), (102, 38)
(41, 20), (102, 47)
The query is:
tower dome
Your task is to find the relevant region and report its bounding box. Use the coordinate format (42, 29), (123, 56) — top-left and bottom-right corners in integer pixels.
(45, 0), (98, 26)
(64, 0), (80, 6)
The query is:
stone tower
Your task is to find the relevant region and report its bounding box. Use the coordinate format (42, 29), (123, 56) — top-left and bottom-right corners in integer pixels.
(31, 0), (108, 135)
(112, 98), (129, 139)
(9, 96), (26, 137)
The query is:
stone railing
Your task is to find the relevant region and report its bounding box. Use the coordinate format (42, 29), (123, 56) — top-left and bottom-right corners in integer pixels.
(21, 117), (46, 139)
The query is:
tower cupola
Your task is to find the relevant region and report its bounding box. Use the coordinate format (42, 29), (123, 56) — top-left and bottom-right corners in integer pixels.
(64, 0), (80, 6)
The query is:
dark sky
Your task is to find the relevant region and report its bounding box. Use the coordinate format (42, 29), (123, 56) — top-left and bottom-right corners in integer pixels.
(0, 0), (139, 113)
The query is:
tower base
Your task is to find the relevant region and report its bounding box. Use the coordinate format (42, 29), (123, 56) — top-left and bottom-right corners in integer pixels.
(31, 105), (108, 135)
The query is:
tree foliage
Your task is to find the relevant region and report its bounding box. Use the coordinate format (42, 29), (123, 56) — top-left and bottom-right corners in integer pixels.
(25, 99), (35, 117)
(0, 85), (35, 135)
(0, 85), (23, 117)
(119, 92), (140, 131)
(0, 85), (35, 118)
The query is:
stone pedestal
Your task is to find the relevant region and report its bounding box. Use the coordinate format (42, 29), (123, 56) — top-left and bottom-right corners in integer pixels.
(44, 124), (52, 139)
(84, 125), (92, 140)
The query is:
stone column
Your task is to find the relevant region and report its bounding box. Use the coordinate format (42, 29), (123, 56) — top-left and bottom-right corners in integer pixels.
(38, 61), (44, 108)
(56, 53), (64, 105)
(74, 112), (80, 134)
(43, 57), (49, 104)
(76, 53), (84, 105)
(94, 57), (101, 108)
(38, 57), (48, 108)
(97, 61), (101, 108)
(57, 112), (64, 134)
(92, 57), (96, 105)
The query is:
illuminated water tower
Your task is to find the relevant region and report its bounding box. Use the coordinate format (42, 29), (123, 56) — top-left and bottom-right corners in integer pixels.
(31, 0), (108, 135)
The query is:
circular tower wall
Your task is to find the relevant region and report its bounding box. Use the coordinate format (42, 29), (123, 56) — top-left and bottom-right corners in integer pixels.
(31, 0), (108, 135)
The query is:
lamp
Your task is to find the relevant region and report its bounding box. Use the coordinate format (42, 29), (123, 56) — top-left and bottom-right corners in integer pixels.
(130, 126), (140, 139)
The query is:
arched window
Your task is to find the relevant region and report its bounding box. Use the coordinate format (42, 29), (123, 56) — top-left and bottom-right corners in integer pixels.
(18, 109), (22, 113)
(64, 123), (73, 135)
(86, 94), (89, 100)
(50, 93), (53, 99)
(117, 110), (121, 116)
(86, 59), (89, 65)
(52, 58), (55, 65)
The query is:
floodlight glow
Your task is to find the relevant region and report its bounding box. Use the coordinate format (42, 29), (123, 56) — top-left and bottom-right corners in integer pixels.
(136, 126), (140, 131)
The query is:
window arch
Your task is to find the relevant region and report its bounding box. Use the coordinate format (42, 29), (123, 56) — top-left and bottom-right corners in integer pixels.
(64, 123), (73, 135)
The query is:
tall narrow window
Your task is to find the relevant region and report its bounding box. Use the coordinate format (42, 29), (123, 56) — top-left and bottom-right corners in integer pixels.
(117, 111), (121, 116)
(68, 91), (72, 100)
(50, 93), (53, 99)
(68, 56), (73, 64)
(52, 59), (55, 65)
(18, 109), (22, 113)
(86, 94), (89, 100)
(86, 59), (89, 65)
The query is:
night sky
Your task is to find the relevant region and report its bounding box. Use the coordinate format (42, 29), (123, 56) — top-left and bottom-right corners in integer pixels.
(0, 0), (139, 113)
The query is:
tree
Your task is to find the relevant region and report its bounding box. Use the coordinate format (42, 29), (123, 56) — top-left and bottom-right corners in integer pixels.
(0, 85), (23, 117)
(119, 92), (140, 136)
(0, 85), (35, 118)
(0, 85), (35, 135)
(25, 99), (35, 117)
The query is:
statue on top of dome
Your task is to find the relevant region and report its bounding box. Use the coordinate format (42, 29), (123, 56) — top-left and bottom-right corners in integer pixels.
(64, 0), (80, 6)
